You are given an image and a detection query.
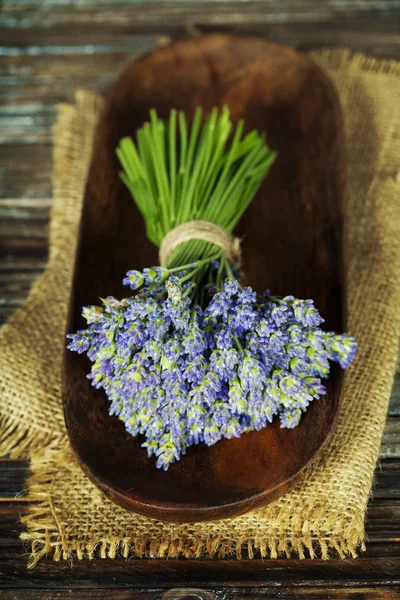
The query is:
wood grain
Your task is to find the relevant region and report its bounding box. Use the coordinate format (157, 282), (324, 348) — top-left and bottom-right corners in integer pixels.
(1, 0), (400, 596)
(0, 533), (400, 588)
(2, 589), (399, 600)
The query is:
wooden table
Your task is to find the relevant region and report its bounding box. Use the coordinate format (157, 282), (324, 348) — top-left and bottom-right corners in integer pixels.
(1, 1), (399, 598)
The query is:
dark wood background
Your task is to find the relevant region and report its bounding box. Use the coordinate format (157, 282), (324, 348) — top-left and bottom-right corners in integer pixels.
(0, 1), (399, 598)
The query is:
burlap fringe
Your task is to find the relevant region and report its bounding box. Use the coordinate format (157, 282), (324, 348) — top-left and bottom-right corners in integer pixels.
(309, 47), (400, 76)
(0, 414), (65, 459)
(50, 90), (104, 260)
(20, 449), (366, 569)
(0, 90), (104, 460)
(24, 538), (363, 569)
(23, 534), (366, 570)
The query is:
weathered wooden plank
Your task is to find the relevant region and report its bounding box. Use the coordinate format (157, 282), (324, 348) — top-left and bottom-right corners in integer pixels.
(0, 198), (51, 216)
(0, 110), (55, 145)
(2, 0), (396, 8)
(2, 25), (400, 111)
(390, 350), (400, 417)
(0, 462), (30, 499)
(373, 459), (400, 498)
(0, 256), (46, 272)
(1, 586), (400, 600)
(0, 49), (151, 113)
(0, 145), (52, 198)
(0, 44), (153, 76)
(380, 418), (400, 457)
(388, 390), (400, 419)
(0, 272), (42, 311)
(0, 217), (49, 239)
(0, 202), (50, 242)
(0, 79), (108, 108)
(365, 499), (400, 541)
(0, 232), (48, 252)
(2, 25), (400, 62)
(0, 241), (48, 259)
(1, 543), (399, 588)
(2, 1), (400, 30)
(1, 144), (51, 171)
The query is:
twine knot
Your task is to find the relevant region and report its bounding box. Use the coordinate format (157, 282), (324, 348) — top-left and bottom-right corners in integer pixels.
(159, 220), (241, 268)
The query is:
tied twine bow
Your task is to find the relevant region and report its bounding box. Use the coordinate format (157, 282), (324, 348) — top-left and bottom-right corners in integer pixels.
(158, 220), (242, 269)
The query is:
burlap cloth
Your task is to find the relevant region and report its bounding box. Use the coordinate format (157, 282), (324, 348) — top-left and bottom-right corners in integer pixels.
(1, 49), (400, 568)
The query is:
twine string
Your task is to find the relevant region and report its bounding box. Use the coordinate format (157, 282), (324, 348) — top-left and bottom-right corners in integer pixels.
(158, 219), (241, 268)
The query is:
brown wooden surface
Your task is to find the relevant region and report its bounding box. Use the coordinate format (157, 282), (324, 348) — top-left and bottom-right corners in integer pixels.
(1, 1), (400, 598)
(63, 34), (345, 521)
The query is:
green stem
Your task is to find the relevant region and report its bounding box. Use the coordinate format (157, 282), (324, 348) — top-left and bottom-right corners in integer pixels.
(116, 107), (277, 303)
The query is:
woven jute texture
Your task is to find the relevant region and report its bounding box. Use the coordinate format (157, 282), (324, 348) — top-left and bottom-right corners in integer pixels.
(1, 49), (400, 567)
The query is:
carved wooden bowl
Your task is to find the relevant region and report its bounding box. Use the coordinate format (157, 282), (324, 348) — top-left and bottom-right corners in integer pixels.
(63, 34), (346, 522)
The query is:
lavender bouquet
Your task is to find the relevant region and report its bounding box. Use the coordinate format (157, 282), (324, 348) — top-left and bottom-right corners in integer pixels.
(67, 107), (356, 470)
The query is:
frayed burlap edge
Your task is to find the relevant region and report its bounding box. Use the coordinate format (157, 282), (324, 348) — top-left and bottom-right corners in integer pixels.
(4, 48), (400, 566)
(309, 47), (400, 76)
(0, 90), (104, 459)
(20, 448), (367, 568)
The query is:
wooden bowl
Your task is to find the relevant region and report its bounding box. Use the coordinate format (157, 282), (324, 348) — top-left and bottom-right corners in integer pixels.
(63, 34), (346, 522)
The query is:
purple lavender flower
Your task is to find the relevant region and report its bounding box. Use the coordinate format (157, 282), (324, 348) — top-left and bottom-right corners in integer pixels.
(184, 355), (208, 384)
(210, 348), (239, 380)
(123, 270), (144, 290)
(280, 408), (302, 429)
(229, 304), (258, 332)
(207, 291), (231, 321)
(293, 299), (324, 327)
(214, 325), (233, 350)
(324, 332), (357, 369)
(182, 325), (207, 355)
(67, 262), (357, 470)
(66, 330), (91, 354)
